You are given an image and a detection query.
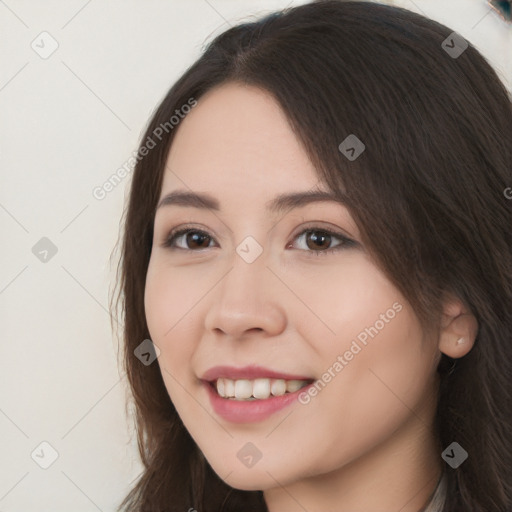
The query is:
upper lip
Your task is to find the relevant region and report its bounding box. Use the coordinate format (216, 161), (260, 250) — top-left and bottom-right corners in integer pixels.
(201, 364), (313, 382)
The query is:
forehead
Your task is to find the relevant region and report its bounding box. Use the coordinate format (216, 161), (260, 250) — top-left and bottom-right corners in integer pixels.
(161, 82), (321, 197)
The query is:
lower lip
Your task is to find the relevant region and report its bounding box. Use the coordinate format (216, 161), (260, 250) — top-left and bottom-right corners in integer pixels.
(203, 380), (314, 424)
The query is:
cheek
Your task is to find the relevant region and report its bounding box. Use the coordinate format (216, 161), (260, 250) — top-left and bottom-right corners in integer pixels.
(144, 262), (200, 377)
(295, 267), (434, 467)
(144, 260), (200, 340)
(144, 263), (205, 424)
(307, 307), (434, 467)
(328, 307), (429, 410)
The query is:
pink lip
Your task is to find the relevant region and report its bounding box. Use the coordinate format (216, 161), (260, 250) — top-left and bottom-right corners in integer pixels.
(203, 379), (314, 424)
(200, 364), (312, 382)
(200, 365), (314, 424)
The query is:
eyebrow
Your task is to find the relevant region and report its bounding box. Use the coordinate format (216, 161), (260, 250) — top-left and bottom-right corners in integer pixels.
(156, 189), (347, 215)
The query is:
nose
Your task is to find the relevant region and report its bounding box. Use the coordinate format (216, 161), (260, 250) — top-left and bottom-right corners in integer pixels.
(203, 248), (287, 340)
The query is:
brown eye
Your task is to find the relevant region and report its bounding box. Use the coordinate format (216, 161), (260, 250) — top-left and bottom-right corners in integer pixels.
(304, 230), (332, 251)
(162, 225), (357, 256)
(292, 227), (355, 256)
(163, 228), (214, 250)
(184, 231), (211, 249)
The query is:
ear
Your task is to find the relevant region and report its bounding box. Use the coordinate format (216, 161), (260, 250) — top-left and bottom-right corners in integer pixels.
(438, 295), (479, 358)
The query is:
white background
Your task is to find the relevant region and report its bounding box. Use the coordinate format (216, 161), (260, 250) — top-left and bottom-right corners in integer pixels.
(0, 1), (510, 510)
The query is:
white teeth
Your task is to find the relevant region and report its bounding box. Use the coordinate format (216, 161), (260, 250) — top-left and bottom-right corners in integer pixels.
(215, 378), (310, 400)
(217, 378), (225, 396)
(224, 379), (235, 398)
(253, 378), (271, 399)
(234, 379), (253, 399)
(271, 379), (286, 396)
(286, 380), (305, 393)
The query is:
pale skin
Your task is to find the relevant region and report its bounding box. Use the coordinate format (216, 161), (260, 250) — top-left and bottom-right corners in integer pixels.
(144, 82), (479, 512)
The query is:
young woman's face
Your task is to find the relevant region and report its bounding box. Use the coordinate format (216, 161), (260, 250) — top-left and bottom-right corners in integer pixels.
(144, 82), (441, 492)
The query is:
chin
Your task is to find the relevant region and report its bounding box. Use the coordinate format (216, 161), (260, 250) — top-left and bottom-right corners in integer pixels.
(226, 479), (266, 492)
(212, 464), (281, 491)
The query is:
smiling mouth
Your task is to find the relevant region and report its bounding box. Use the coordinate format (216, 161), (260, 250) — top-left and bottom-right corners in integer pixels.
(209, 377), (314, 401)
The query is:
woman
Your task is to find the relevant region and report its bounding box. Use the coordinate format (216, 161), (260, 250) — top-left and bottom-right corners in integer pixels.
(112, 1), (512, 510)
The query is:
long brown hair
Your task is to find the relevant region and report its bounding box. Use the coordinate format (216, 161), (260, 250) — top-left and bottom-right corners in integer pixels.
(112, 1), (512, 510)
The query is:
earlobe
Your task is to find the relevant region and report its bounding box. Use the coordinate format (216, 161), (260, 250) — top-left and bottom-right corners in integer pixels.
(438, 313), (478, 358)
(438, 302), (479, 359)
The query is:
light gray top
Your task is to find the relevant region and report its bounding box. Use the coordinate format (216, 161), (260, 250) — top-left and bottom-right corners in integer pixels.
(422, 470), (447, 512)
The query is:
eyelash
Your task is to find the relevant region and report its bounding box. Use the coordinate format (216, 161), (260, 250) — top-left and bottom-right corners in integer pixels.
(161, 223), (357, 257)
